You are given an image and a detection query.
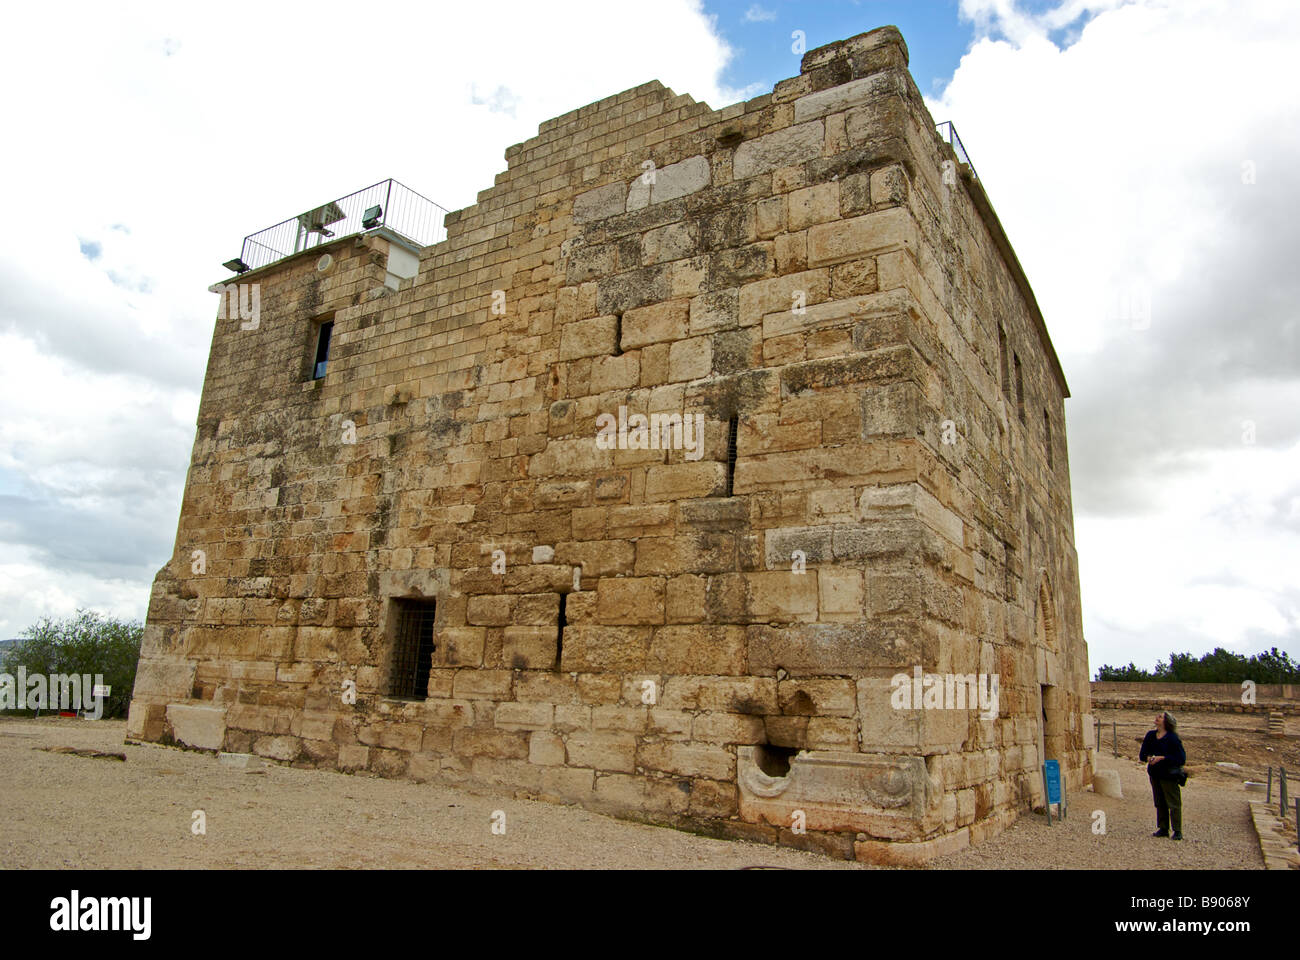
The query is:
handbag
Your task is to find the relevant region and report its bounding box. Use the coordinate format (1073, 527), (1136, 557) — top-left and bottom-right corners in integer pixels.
(1164, 766), (1187, 786)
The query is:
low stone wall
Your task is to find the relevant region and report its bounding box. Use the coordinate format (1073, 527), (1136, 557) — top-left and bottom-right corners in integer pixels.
(1089, 697), (1299, 717)
(1092, 681), (1297, 700)
(1248, 802), (1299, 870)
(1089, 681), (1299, 716)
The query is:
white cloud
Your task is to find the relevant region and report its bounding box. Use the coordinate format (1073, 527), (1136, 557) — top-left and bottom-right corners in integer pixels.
(744, 4), (777, 22)
(0, 0), (740, 637)
(929, 0), (1300, 672)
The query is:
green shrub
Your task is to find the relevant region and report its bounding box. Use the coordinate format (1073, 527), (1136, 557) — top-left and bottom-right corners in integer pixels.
(2, 610), (143, 718)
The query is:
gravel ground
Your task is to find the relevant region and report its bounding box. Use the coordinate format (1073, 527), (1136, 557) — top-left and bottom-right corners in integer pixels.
(0, 718), (861, 870)
(0, 715), (1272, 869)
(928, 752), (1264, 870)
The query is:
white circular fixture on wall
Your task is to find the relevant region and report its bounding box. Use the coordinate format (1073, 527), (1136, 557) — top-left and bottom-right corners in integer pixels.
(316, 253), (334, 272)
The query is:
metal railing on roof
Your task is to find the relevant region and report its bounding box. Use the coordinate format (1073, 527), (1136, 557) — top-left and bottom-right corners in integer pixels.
(935, 121), (978, 182)
(231, 179), (448, 273)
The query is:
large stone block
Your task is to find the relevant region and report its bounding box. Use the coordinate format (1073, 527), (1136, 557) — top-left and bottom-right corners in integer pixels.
(733, 121), (824, 179)
(738, 269), (830, 326)
(744, 570), (819, 621)
(453, 728), (529, 760)
(165, 704), (227, 751)
(627, 155), (710, 208)
(561, 625), (654, 671)
(792, 71), (901, 123)
(595, 577), (665, 625)
(565, 731), (637, 772)
(644, 462), (725, 502)
(750, 622), (922, 675)
(132, 659), (197, 700)
(622, 299), (690, 349)
(529, 731), (566, 766)
(637, 740), (734, 780)
(778, 678), (857, 717)
(252, 735), (301, 762)
(593, 772), (689, 816)
(806, 207), (916, 267)
(495, 701), (554, 731)
(573, 182), (626, 223)
(647, 625), (746, 674)
(660, 675), (778, 713)
(560, 315), (619, 360)
(503, 626), (558, 669)
(738, 747), (930, 838)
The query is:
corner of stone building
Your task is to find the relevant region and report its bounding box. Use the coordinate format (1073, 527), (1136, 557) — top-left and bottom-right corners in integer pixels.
(801, 25), (909, 77)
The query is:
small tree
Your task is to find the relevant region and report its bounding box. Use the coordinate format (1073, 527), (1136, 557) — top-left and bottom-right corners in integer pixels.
(2, 610), (143, 718)
(1095, 662), (1154, 682)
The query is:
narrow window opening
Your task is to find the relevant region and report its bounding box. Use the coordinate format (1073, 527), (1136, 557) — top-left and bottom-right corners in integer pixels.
(555, 592), (567, 671)
(998, 324), (1009, 396)
(724, 414), (739, 497)
(1013, 353), (1025, 424)
(312, 319), (334, 380)
(1043, 409), (1053, 468)
(612, 312), (623, 356)
(388, 599), (437, 699)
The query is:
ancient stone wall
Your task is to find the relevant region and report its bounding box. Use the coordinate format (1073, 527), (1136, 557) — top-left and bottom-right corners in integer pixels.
(129, 25), (1090, 864)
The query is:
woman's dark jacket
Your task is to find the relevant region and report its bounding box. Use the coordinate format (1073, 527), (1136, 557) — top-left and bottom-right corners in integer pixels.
(1139, 729), (1186, 779)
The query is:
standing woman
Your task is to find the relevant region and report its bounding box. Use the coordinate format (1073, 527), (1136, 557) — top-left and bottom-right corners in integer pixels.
(1139, 710), (1187, 840)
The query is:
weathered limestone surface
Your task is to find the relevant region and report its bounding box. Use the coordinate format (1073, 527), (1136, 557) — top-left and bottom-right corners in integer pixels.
(129, 24), (1090, 863)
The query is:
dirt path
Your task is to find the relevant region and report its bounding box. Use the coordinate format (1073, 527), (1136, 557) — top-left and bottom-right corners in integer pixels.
(0, 718), (859, 869)
(0, 715), (1273, 869)
(929, 753), (1264, 869)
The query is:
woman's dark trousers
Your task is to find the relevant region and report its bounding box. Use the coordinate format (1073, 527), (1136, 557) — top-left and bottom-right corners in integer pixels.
(1150, 774), (1182, 833)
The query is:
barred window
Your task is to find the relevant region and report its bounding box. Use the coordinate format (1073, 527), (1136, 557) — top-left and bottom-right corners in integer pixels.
(388, 599), (436, 699)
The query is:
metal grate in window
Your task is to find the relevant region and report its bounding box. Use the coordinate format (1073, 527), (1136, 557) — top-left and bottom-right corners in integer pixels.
(388, 599), (437, 699)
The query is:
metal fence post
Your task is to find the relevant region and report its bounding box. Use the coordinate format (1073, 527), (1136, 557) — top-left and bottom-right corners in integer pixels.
(1113, 720), (1118, 758)
(1281, 767), (1288, 819)
(1267, 765), (1273, 803)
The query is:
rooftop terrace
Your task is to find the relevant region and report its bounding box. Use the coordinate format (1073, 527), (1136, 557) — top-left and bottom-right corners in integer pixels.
(223, 178), (448, 274)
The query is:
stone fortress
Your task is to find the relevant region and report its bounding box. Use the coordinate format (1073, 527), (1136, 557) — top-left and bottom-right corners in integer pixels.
(129, 25), (1093, 864)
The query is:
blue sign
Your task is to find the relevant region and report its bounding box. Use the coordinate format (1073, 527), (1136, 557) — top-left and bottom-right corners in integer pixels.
(1044, 760), (1062, 805)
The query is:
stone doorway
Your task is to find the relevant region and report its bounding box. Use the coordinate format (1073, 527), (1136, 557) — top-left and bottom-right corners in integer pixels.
(1034, 577), (1066, 800)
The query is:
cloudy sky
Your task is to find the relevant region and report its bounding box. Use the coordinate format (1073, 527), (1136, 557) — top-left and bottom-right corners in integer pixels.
(0, 0), (1295, 676)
